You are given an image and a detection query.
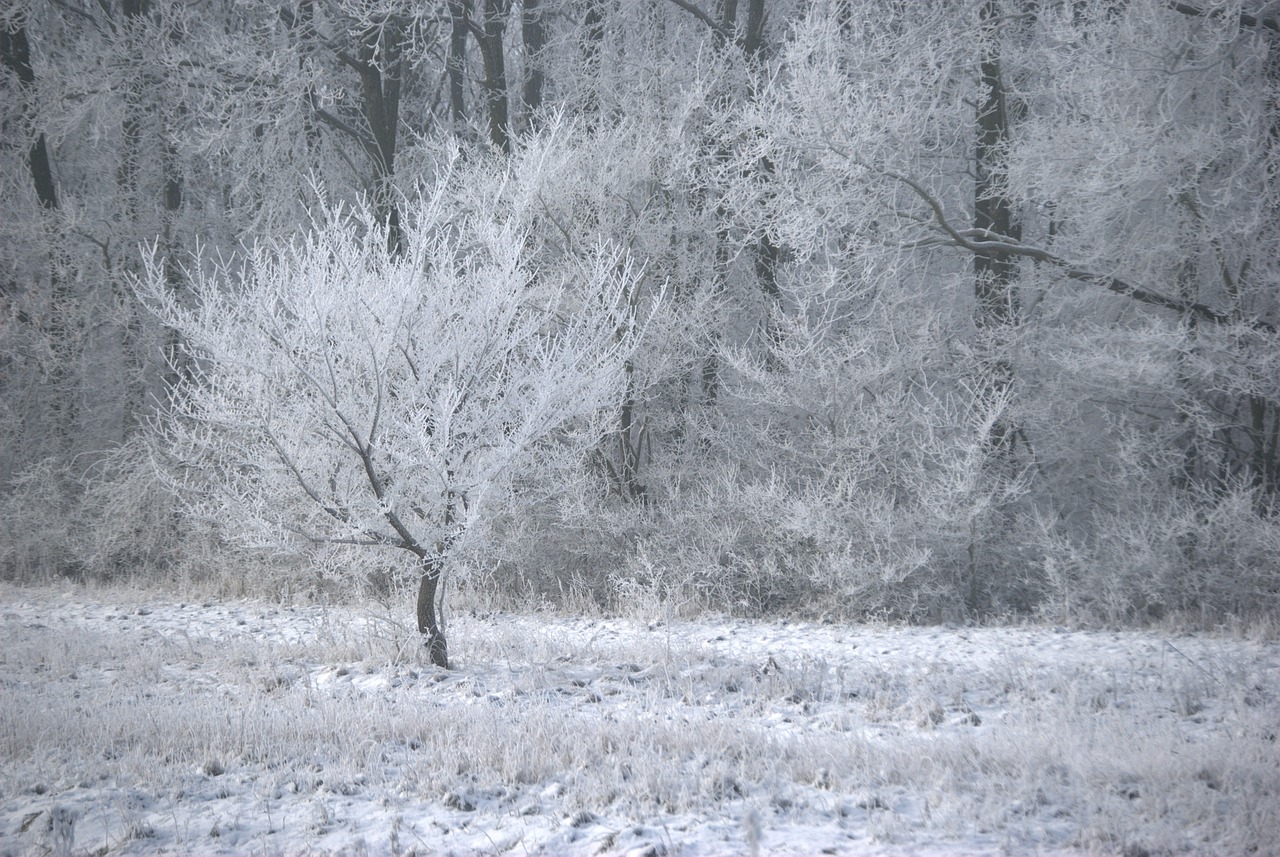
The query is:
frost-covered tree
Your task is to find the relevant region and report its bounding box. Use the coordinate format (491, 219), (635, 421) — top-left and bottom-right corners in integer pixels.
(720, 0), (1278, 619)
(141, 148), (651, 666)
(5, 0), (1276, 626)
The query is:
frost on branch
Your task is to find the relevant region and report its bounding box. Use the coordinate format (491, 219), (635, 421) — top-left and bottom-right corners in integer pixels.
(140, 159), (651, 667)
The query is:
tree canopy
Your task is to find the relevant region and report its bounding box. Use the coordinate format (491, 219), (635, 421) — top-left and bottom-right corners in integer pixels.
(2, 0), (1276, 630)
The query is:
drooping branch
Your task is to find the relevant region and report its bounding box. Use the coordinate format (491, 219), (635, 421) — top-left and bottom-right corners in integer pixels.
(1168, 2), (1280, 34)
(873, 162), (1275, 333)
(666, 0), (766, 54)
(308, 96), (380, 160)
(664, 0), (731, 41)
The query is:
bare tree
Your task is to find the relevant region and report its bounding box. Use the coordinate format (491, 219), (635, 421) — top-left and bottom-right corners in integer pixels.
(720, 0), (1278, 618)
(141, 146), (652, 666)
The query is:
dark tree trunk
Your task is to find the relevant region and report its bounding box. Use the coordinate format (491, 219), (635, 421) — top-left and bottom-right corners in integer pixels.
(304, 12), (405, 253)
(448, 0), (471, 129)
(740, 0), (765, 58)
(580, 0), (605, 127)
(357, 20), (404, 254)
(116, 0), (154, 437)
(606, 360), (648, 503)
(1, 28), (58, 211)
(474, 0), (511, 154)
(973, 0), (1019, 457)
(415, 556), (450, 668)
(159, 15), (188, 393)
(965, 0), (1024, 612)
(2, 24), (76, 457)
(521, 0), (545, 127)
(715, 0), (737, 49)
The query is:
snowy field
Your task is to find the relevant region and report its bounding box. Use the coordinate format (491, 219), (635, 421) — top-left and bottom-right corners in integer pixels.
(1, 583), (1276, 856)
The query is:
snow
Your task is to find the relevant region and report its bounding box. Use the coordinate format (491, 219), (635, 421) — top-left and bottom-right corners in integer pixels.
(1, 583), (1276, 856)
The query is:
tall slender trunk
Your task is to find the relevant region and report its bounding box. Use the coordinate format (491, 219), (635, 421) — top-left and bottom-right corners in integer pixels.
(159, 13), (188, 394)
(116, 0), (154, 438)
(973, 0), (1019, 458)
(608, 360), (648, 503)
(521, 0), (545, 130)
(966, 0), (1022, 612)
(303, 12), (405, 252)
(285, 0), (322, 155)
(1, 25), (77, 458)
(448, 0), (471, 130)
(474, 0), (511, 154)
(580, 0), (604, 128)
(357, 20), (404, 254)
(0, 28), (58, 213)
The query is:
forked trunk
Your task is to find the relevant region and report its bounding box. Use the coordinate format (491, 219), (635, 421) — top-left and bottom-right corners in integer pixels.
(416, 557), (449, 669)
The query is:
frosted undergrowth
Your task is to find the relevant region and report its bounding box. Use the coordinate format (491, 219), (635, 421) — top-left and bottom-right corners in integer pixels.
(1, 583), (1276, 856)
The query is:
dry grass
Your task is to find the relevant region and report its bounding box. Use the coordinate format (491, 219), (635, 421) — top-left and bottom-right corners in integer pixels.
(1, 583), (1276, 855)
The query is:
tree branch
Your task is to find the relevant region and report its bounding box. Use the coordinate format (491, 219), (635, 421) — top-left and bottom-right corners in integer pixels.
(861, 154), (1275, 332)
(263, 424), (361, 531)
(308, 94), (381, 163)
(664, 0), (732, 40)
(1168, 2), (1280, 34)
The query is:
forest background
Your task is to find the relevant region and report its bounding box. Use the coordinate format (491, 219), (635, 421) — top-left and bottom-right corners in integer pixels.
(2, 0), (1277, 636)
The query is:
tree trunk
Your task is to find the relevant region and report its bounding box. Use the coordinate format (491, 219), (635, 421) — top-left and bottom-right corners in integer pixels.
(475, 0), (511, 154)
(973, 0), (1019, 458)
(965, 0), (1023, 612)
(159, 14), (188, 393)
(116, 0), (155, 438)
(448, 0), (470, 130)
(0, 28), (58, 212)
(357, 20), (404, 254)
(521, 0), (545, 129)
(670, 0), (776, 402)
(415, 556), (450, 668)
(740, 0), (765, 58)
(607, 360), (648, 503)
(579, 0), (605, 127)
(1, 24), (76, 459)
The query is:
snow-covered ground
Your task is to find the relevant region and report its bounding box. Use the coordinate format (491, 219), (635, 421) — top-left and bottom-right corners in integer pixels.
(1, 583), (1276, 856)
